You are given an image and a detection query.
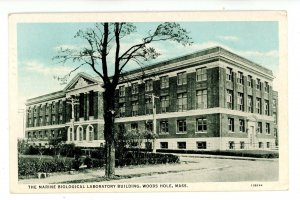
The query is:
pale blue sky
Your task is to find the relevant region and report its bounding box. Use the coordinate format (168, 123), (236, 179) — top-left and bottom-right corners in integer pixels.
(17, 21), (279, 107)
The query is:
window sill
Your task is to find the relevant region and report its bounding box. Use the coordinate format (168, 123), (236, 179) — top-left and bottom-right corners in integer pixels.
(195, 131), (207, 134)
(176, 132), (187, 135)
(159, 132), (169, 135)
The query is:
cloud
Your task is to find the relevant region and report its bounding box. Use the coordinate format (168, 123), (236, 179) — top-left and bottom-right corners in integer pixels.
(217, 35), (240, 42)
(22, 60), (74, 76)
(53, 44), (82, 52)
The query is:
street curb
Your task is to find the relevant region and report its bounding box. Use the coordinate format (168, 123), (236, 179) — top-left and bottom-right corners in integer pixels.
(175, 154), (279, 162)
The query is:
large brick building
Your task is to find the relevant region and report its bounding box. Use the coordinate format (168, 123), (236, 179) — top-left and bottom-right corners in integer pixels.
(24, 46), (278, 150)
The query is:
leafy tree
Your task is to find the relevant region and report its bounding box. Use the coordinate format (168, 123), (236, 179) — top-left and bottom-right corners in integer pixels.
(54, 22), (192, 177)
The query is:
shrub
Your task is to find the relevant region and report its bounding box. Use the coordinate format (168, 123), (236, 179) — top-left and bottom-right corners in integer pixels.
(156, 149), (279, 159)
(18, 156), (73, 178)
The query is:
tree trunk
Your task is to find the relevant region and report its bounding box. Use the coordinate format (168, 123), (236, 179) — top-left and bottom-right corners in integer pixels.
(103, 86), (116, 177)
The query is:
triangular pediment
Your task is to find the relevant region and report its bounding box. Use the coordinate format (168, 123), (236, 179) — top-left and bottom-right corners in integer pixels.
(64, 73), (99, 91)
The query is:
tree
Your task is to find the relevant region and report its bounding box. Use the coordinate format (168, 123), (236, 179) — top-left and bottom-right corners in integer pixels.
(54, 22), (192, 177)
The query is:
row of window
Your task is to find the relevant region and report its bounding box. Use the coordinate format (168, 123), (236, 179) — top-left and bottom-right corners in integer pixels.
(119, 67), (207, 96)
(119, 67), (270, 97)
(159, 141), (272, 150)
(27, 130), (62, 139)
(119, 90), (207, 117)
(128, 118), (208, 134)
(67, 126), (95, 141)
(28, 102), (64, 114)
(227, 118), (271, 134)
(28, 114), (63, 127)
(226, 90), (270, 115)
(226, 67), (270, 93)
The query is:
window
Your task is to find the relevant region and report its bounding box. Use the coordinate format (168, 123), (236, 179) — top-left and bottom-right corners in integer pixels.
(248, 95), (253, 113)
(226, 67), (233, 81)
(256, 98), (261, 114)
(177, 72), (187, 85)
(256, 79), (262, 90)
(226, 90), (233, 109)
(160, 142), (168, 149)
(160, 121), (169, 134)
(131, 83), (138, 94)
(248, 75), (253, 88)
(273, 113), (277, 124)
(196, 118), (207, 132)
(239, 119), (245, 132)
(34, 118), (37, 127)
(145, 80), (153, 92)
(119, 86), (125, 97)
(266, 123), (270, 134)
(131, 123), (138, 132)
(119, 103), (126, 117)
(259, 142), (264, 148)
(240, 142), (245, 149)
(229, 141), (235, 149)
(237, 71), (244, 84)
(266, 142), (270, 148)
(264, 100), (269, 115)
(196, 90), (207, 109)
(237, 93), (244, 111)
(59, 114), (63, 123)
(177, 93), (187, 112)
(52, 115), (56, 124)
(131, 101), (138, 116)
(39, 117), (43, 126)
(46, 116), (49, 125)
(145, 121), (153, 132)
(196, 67), (207, 81)
(145, 98), (153, 114)
(177, 119), (187, 133)
(257, 122), (262, 133)
(160, 76), (169, 88)
(264, 82), (269, 93)
(228, 118), (234, 132)
(197, 142), (207, 149)
(160, 96), (169, 113)
(177, 142), (186, 149)
(273, 99), (277, 109)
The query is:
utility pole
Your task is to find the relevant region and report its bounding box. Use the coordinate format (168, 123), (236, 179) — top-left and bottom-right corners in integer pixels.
(145, 93), (159, 153)
(67, 96), (79, 142)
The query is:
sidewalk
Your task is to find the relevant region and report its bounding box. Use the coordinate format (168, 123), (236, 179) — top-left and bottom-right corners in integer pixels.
(18, 155), (277, 184)
(18, 157), (228, 184)
(173, 153), (279, 162)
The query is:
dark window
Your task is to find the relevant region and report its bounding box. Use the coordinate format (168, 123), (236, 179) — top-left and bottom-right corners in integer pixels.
(237, 71), (244, 84)
(177, 142), (186, 149)
(228, 118), (234, 132)
(229, 141), (235, 149)
(177, 72), (187, 85)
(238, 92), (244, 111)
(132, 83), (138, 94)
(257, 122), (262, 133)
(226, 90), (233, 109)
(240, 142), (245, 149)
(177, 93), (187, 111)
(226, 67), (233, 81)
(160, 121), (169, 134)
(239, 119), (245, 132)
(160, 96), (169, 113)
(160, 76), (169, 88)
(131, 101), (138, 116)
(145, 80), (153, 92)
(196, 67), (207, 81)
(160, 142), (168, 149)
(197, 142), (207, 149)
(177, 120), (187, 133)
(196, 118), (207, 132)
(196, 90), (207, 109)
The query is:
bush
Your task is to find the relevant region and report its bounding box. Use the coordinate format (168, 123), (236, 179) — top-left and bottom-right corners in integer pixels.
(156, 149), (279, 159)
(18, 156), (73, 177)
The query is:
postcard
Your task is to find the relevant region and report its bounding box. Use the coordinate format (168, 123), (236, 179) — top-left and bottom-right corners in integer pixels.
(9, 11), (288, 193)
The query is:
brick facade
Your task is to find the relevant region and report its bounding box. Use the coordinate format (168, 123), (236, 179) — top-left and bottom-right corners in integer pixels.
(24, 46), (278, 150)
